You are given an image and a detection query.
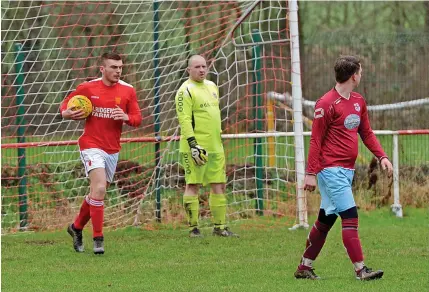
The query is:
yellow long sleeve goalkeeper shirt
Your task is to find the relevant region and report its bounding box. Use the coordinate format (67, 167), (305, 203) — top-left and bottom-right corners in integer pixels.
(175, 79), (224, 154)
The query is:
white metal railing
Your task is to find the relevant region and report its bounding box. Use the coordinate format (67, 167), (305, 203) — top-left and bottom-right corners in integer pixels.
(267, 91), (429, 111)
(222, 129), (429, 219)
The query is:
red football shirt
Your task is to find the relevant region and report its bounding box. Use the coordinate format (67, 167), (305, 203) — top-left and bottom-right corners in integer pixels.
(306, 88), (386, 174)
(60, 78), (142, 154)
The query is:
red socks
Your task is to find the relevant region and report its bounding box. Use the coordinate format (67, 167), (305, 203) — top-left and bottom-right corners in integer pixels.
(89, 198), (104, 238)
(299, 220), (332, 269)
(299, 217), (364, 271)
(73, 196), (91, 230)
(342, 218), (364, 263)
(72, 196), (104, 238)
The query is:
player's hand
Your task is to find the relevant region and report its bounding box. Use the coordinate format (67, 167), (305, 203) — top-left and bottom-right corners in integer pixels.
(112, 106), (129, 121)
(380, 157), (393, 177)
(303, 174), (317, 192)
(62, 108), (86, 120)
(187, 137), (208, 166)
(190, 145), (208, 166)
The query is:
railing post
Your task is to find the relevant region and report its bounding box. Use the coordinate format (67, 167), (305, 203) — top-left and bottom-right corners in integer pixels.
(251, 29), (264, 216)
(391, 133), (403, 217)
(14, 43), (28, 230)
(153, 0), (162, 222)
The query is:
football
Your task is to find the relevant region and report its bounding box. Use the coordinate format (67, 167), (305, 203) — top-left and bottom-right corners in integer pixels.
(67, 95), (93, 118)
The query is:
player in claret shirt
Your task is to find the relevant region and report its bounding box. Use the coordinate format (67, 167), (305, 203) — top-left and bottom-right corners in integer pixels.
(175, 55), (238, 238)
(60, 52), (142, 254)
(294, 55), (393, 281)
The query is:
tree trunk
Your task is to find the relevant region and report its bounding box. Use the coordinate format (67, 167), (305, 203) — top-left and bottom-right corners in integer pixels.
(425, 2), (429, 32)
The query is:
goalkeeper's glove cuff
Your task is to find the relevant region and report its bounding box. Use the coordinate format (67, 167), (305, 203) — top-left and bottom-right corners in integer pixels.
(187, 137), (198, 148)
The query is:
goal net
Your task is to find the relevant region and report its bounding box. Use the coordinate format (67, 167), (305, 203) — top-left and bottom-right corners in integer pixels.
(1, 1), (307, 233)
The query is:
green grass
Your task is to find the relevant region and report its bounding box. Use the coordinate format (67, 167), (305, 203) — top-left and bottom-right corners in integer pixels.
(2, 208), (428, 292)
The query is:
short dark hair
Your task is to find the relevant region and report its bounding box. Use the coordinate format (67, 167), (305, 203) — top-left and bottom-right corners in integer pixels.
(334, 55), (361, 83)
(100, 52), (122, 65)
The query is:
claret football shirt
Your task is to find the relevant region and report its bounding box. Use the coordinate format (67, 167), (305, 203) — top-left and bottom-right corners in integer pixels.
(307, 88), (386, 174)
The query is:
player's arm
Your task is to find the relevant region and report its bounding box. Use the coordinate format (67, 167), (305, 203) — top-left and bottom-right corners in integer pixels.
(216, 85), (223, 134)
(304, 100), (331, 191)
(358, 101), (393, 174)
(60, 84), (87, 120)
(358, 101), (387, 159)
(114, 89), (142, 127)
(175, 88), (195, 140)
(306, 100), (330, 175)
(175, 87), (207, 165)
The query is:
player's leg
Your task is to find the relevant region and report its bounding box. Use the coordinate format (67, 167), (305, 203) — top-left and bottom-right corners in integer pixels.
(332, 167), (383, 280)
(72, 152), (93, 231)
(209, 183), (227, 231)
(67, 149), (102, 252)
(72, 195), (91, 231)
(181, 152), (204, 237)
(295, 209), (337, 279)
(339, 207), (383, 280)
(68, 192), (89, 252)
(184, 184), (202, 237)
(88, 168), (107, 254)
(210, 183), (238, 237)
(295, 168), (338, 279)
(205, 153), (238, 237)
(333, 168), (364, 273)
(88, 151), (118, 254)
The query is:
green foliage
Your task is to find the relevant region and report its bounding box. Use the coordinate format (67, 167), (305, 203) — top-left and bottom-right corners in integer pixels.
(299, 1), (428, 37)
(297, 2), (429, 130)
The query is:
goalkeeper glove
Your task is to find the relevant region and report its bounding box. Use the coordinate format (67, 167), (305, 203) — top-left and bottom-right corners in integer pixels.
(187, 137), (208, 166)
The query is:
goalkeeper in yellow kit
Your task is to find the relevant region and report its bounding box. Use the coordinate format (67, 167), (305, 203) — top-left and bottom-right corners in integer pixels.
(175, 55), (238, 238)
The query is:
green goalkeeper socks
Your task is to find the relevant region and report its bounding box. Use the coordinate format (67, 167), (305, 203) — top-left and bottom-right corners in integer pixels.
(183, 194), (227, 230)
(209, 194), (227, 229)
(183, 195), (199, 229)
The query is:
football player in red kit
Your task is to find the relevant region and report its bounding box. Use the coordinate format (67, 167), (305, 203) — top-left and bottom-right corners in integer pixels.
(60, 52), (142, 254)
(294, 55), (393, 280)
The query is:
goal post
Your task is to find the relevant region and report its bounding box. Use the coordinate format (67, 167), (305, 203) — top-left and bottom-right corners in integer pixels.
(288, 0), (308, 229)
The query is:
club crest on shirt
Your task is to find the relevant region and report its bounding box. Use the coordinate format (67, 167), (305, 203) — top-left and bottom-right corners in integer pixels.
(354, 103), (360, 112)
(212, 92), (218, 99)
(314, 108), (324, 119)
(115, 97), (121, 105)
(344, 114), (360, 129)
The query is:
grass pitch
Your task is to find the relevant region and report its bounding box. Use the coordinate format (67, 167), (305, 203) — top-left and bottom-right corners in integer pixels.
(2, 208), (428, 292)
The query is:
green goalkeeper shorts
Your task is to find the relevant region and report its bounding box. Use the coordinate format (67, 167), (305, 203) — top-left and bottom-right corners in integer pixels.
(181, 152), (226, 186)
